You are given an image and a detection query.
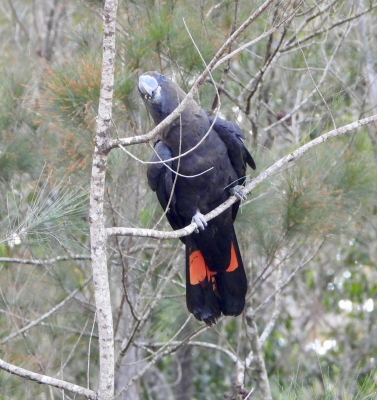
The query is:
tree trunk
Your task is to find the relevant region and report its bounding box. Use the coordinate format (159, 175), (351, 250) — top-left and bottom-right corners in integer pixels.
(89, 0), (118, 398)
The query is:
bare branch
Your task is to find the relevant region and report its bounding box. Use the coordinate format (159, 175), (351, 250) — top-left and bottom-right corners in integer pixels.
(7, 0), (30, 40)
(115, 248), (183, 371)
(259, 264), (282, 345)
(115, 317), (192, 398)
(254, 238), (325, 315)
(264, 22), (352, 133)
(117, 143), (213, 178)
(0, 308), (97, 338)
(107, 114), (377, 239)
(205, 1), (225, 19)
(0, 358), (97, 400)
(245, 309), (272, 399)
(282, 5), (377, 52)
(296, 20), (353, 131)
(213, 0), (303, 71)
(135, 340), (239, 363)
(0, 276), (92, 344)
(105, 0), (277, 151)
(0, 255), (90, 265)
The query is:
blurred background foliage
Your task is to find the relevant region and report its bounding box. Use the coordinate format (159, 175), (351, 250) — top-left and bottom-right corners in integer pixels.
(0, 0), (377, 399)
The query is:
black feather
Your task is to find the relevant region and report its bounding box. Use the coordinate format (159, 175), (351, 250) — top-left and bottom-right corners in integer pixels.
(140, 72), (256, 324)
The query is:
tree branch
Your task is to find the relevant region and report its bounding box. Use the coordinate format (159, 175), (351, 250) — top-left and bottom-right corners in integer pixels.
(0, 308), (98, 338)
(0, 358), (97, 399)
(0, 255), (90, 265)
(104, 0), (277, 151)
(107, 114), (377, 239)
(259, 264), (282, 345)
(254, 238), (325, 315)
(0, 276), (92, 344)
(213, 0), (303, 71)
(245, 309), (272, 399)
(282, 4), (377, 52)
(6, 0), (30, 40)
(264, 22), (352, 133)
(135, 340), (239, 363)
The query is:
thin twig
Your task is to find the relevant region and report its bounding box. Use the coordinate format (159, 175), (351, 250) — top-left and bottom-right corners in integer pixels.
(56, 318), (90, 377)
(0, 308), (98, 338)
(0, 255), (91, 265)
(264, 21), (351, 133)
(115, 316), (192, 397)
(117, 143), (213, 178)
(87, 312), (96, 390)
(7, 0), (30, 40)
(297, 19), (352, 131)
(254, 238), (325, 314)
(282, 5), (377, 52)
(0, 276), (92, 345)
(215, 0), (303, 71)
(259, 263), (283, 345)
(245, 308), (272, 399)
(135, 340), (239, 363)
(105, 0), (277, 151)
(114, 246), (183, 371)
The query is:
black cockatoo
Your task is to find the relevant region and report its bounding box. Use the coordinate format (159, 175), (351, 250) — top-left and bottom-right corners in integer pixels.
(139, 71), (256, 325)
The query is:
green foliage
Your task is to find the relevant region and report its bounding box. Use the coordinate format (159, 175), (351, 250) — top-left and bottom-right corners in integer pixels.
(0, 137), (37, 182)
(43, 59), (100, 127)
(0, 178), (88, 249)
(119, 2), (218, 75)
(277, 366), (377, 399)
(243, 133), (377, 255)
(0, 73), (25, 132)
(1, 0), (377, 398)
(0, 70), (40, 182)
(114, 72), (138, 109)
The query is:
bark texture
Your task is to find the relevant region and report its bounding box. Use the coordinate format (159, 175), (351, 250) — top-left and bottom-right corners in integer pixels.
(89, 0), (118, 398)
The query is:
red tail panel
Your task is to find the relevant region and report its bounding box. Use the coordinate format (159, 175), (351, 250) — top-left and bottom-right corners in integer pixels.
(226, 242), (238, 272)
(189, 250), (210, 285)
(186, 232), (247, 324)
